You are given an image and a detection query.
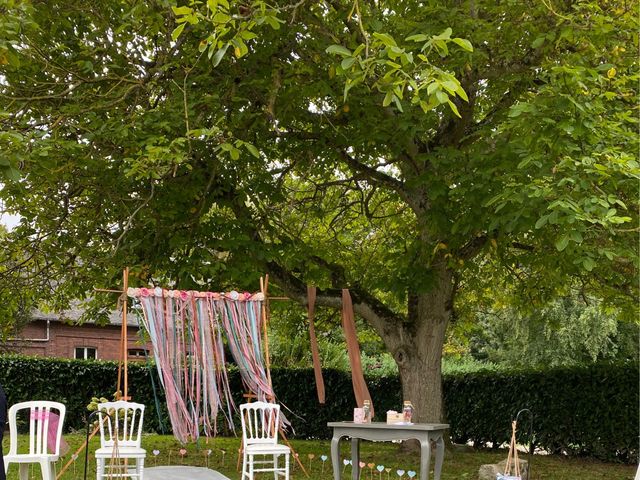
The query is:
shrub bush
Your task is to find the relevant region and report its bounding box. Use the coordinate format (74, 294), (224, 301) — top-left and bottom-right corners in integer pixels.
(0, 356), (634, 462)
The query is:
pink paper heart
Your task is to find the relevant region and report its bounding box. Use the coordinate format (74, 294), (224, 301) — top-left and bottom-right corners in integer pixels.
(179, 448), (187, 456)
(359, 462), (366, 468)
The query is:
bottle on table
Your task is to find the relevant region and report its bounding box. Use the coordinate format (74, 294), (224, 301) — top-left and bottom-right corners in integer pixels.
(363, 400), (371, 423)
(402, 401), (414, 423)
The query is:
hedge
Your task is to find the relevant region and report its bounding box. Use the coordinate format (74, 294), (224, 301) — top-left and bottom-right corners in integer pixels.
(0, 356), (635, 463)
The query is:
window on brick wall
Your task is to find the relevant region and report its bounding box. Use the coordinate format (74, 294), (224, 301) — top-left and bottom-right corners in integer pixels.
(75, 347), (97, 360)
(128, 348), (148, 359)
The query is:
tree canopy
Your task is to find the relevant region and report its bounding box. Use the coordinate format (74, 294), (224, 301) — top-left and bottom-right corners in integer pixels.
(0, 0), (637, 420)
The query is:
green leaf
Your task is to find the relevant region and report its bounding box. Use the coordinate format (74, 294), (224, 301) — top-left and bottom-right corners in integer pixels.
(341, 57), (356, 70)
(245, 143), (260, 158)
(433, 27), (452, 40)
(451, 38), (473, 52)
(172, 6), (193, 15)
(393, 95), (404, 112)
(326, 45), (352, 57)
(447, 100), (461, 118)
(171, 23), (186, 42)
(531, 36), (546, 48)
(373, 32), (397, 47)
(406, 34), (428, 42)
(555, 235), (570, 252)
(382, 91), (394, 107)
(211, 43), (230, 67)
(4, 166), (21, 181)
(535, 215), (549, 229)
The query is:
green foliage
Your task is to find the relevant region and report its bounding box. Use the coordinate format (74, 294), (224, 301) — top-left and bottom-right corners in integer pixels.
(445, 362), (638, 463)
(0, 355), (169, 433)
(0, 356), (635, 462)
(467, 297), (638, 367)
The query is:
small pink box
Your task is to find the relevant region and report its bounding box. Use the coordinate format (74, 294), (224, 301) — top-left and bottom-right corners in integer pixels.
(353, 408), (365, 423)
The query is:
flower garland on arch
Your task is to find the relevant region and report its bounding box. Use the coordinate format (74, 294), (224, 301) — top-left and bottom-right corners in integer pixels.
(128, 286), (279, 443)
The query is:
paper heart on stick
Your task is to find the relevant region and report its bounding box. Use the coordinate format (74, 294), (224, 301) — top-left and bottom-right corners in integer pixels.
(359, 462), (366, 468)
(407, 472), (416, 478)
(152, 450), (160, 456)
(308, 454), (315, 459)
(396, 470), (405, 477)
(376, 465), (385, 472)
(368, 463), (375, 469)
(385, 468), (391, 473)
(321, 455), (328, 461)
(343, 459), (351, 466)
(179, 448), (187, 456)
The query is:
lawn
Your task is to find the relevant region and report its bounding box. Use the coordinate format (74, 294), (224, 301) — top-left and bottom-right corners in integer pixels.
(3, 434), (635, 480)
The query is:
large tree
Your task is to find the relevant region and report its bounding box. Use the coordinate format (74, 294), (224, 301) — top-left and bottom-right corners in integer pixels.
(0, 0), (637, 422)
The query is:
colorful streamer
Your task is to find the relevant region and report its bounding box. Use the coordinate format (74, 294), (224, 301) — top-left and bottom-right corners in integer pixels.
(128, 287), (278, 443)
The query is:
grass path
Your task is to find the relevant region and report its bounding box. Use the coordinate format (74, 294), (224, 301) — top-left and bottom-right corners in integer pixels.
(3, 434), (635, 480)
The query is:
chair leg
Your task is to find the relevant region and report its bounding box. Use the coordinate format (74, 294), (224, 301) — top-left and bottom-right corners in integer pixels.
(285, 453), (290, 480)
(241, 453), (247, 480)
(97, 457), (104, 480)
(248, 454), (254, 480)
(273, 454), (278, 480)
(137, 458), (145, 480)
(4, 460), (9, 476)
(18, 463), (28, 480)
(40, 460), (53, 480)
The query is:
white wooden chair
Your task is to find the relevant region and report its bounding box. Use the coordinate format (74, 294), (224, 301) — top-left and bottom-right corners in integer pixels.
(4, 400), (66, 480)
(95, 401), (146, 480)
(240, 402), (290, 480)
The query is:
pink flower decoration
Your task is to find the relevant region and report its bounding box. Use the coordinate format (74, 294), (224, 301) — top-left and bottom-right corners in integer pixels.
(243, 292), (252, 300)
(140, 288), (150, 297)
(179, 290), (189, 301)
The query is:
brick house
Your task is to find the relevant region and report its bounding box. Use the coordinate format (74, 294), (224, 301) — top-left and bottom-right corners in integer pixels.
(8, 308), (153, 362)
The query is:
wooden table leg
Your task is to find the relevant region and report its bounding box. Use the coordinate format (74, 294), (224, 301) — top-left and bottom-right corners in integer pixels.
(351, 438), (360, 480)
(419, 435), (432, 480)
(331, 435), (341, 480)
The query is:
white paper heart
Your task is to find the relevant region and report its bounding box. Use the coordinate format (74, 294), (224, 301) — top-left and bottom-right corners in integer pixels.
(207, 449), (212, 456)
(376, 465), (385, 472)
(343, 459), (350, 466)
(407, 471), (416, 478)
(396, 470), (405, 477)
(321, 455), (328, 461)
(152, 449), (160, 456)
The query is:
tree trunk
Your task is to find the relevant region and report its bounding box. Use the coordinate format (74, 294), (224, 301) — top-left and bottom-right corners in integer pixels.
(384, 265), (454, 423)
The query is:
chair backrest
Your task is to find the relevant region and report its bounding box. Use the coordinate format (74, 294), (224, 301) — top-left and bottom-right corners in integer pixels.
(98, 401), (145, 448)
(7, 401), (66, 457)
(240, 402), (280, 446)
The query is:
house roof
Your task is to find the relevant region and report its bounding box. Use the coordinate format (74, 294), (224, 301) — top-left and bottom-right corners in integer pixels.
(32, 307), (142, 327)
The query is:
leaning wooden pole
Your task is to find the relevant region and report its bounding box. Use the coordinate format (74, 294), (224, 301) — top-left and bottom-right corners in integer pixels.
(262, 274), (309, 477)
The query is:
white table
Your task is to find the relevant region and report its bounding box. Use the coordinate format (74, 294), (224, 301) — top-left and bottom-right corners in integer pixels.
(328, 422), (449, 480)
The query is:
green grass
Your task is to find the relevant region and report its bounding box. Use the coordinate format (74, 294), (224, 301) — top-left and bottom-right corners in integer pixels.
(3, 435), (635, 480)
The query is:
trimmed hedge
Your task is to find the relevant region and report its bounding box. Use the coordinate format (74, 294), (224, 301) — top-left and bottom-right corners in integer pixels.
(0, 356), (635, 462)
